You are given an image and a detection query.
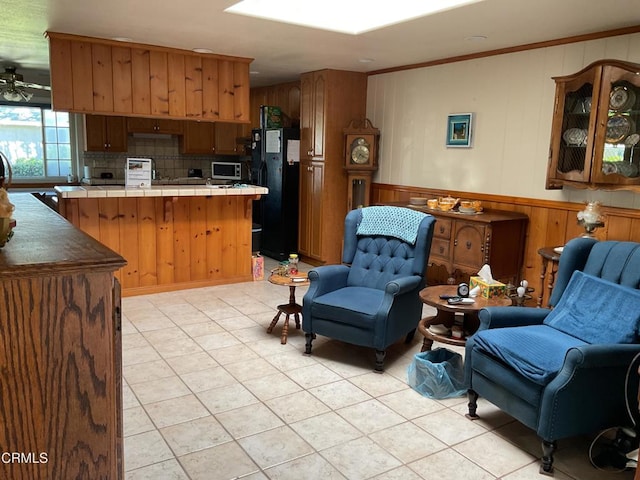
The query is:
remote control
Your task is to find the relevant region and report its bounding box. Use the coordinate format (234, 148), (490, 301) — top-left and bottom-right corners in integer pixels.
(447, 297), (475, 305)
(439, 294), (458, 300)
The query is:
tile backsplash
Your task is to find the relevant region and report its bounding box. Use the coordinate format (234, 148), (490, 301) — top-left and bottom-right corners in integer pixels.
(83, 136), (250, 181)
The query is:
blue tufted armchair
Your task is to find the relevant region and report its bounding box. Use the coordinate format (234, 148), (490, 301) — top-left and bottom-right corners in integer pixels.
(464, 237), (640, 475)
(302, 206), (435, 372)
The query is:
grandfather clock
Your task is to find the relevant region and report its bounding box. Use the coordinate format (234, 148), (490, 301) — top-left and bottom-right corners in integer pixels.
(343, 118), (380, 210)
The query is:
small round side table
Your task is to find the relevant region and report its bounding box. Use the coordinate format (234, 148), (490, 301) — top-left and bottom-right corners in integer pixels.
(418, 285), (512, 351)
(267, 273), (310, 344)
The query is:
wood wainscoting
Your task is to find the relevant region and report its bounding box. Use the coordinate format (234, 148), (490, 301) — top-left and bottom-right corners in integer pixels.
(373, 183), (640, 306)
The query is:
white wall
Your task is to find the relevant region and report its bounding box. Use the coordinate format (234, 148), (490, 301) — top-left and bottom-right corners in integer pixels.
(367, 33), (640, 209)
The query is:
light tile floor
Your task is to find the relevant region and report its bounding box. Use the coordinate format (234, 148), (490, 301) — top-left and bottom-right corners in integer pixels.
(122, 258), (636, 480)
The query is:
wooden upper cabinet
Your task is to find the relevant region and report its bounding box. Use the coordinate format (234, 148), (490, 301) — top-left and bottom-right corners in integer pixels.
(215, 123), (242, 154)
(180, 121), (242, 155)
(300, 71), (327, 160)
(127, 117), (183, 135)
(46, 32), (252, 123)
(249, 81), (301, 131)
(181, 121), (216, 154)
(85, 115), (127, 152)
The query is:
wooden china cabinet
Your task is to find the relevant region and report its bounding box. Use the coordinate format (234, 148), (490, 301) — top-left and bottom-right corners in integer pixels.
(547, 59), (640, 191)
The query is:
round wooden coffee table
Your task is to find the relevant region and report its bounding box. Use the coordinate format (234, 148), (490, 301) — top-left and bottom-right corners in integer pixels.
(418, 285), (512, 351)
(267, 273), (310, 344)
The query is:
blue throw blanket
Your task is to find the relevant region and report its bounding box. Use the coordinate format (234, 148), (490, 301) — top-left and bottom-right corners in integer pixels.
(357, 206), (428, 245)
(473, 270), (640, 386)
(544, 270), (640, 344)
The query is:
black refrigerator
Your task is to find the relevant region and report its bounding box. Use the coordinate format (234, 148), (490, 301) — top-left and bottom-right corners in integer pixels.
(251, 127), (300, 261)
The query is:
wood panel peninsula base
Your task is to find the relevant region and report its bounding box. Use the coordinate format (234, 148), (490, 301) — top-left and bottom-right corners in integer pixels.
(55, 185), (267, 296)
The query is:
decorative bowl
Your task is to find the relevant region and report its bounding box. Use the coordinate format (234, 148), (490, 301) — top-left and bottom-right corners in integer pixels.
(409, 197), (427, 206)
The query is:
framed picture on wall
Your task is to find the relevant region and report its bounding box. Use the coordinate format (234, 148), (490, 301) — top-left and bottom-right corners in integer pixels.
(446, 113), (474, 148)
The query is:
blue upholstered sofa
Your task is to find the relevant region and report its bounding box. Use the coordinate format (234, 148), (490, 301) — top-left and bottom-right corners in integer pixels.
(465, 237), (640, 475)
(302, 206), (435, 371)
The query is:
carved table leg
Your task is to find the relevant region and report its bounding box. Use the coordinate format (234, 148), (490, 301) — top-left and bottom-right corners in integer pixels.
(537, 257), (548, 308)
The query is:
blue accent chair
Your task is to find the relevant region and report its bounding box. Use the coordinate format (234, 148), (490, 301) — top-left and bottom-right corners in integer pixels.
(464, 237), (640, 475)
(302, 207), (435, 372)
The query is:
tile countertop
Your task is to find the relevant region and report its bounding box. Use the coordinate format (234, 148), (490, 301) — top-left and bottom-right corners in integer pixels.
(54, 184), (269, 198)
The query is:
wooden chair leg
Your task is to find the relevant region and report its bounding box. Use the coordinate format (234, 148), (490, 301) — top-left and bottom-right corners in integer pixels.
(267, 311), (282, 334)
(305, 333), (314, 354)
(465, 389), (480, 420)
(540, 440), (556, 476)
(374, 350), (386, 373)
(405, 328), (416, 343)
(280, 314), (290, 344)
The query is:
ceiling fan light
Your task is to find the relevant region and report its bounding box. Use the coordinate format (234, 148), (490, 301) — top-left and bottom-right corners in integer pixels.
(1, 88), (33, 102)
(2, 90), (22, 102)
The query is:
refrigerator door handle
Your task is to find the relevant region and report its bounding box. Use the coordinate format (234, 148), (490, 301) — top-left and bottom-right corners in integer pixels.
(259, 161), (267, 187)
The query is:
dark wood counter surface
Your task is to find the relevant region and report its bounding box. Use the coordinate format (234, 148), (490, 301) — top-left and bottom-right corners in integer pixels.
(1, 193), (125, 276)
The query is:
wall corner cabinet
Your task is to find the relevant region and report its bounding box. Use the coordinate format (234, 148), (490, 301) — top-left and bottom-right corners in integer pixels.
(298, 69), (367, 265)
(547, 59), (640, 192)
(0, 194), (126, 479)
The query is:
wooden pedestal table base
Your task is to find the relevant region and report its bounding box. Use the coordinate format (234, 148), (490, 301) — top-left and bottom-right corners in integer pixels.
(418, 285), (512, 351)
(267, 274), (310, 344)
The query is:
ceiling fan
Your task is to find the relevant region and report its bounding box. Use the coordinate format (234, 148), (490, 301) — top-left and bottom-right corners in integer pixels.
(0, 66), (51, 102)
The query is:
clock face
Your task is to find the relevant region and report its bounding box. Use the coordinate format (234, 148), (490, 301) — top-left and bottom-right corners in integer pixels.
(457, 282), (470, 298)
(350, 138), (370, 164)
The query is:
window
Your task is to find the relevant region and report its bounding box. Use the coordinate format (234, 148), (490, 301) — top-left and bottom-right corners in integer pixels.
(0, 105), (73, 182)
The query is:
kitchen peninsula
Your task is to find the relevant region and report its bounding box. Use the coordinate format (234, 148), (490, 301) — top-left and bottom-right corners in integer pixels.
(55, 184), (267, 296)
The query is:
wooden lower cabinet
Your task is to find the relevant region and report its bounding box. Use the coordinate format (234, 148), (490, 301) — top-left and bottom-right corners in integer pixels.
(431, 210), (527, 285)
(392, 205), (528, 285)
(0, 194), (126, 479)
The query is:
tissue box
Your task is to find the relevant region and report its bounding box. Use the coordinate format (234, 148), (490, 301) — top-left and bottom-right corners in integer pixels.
(470, 276), (506, 299)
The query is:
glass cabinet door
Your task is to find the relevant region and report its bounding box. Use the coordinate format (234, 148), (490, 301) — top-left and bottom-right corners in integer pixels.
(591, 65), (640, 185)
(548, 67), (599, 185)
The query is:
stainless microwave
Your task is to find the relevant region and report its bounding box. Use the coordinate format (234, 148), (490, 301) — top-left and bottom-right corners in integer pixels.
(211, 161), (242, 181)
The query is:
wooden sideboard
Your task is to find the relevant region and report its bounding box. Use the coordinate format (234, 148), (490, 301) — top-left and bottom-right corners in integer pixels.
(0, 193), (126, 479)
(385, 202), (528, 285)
